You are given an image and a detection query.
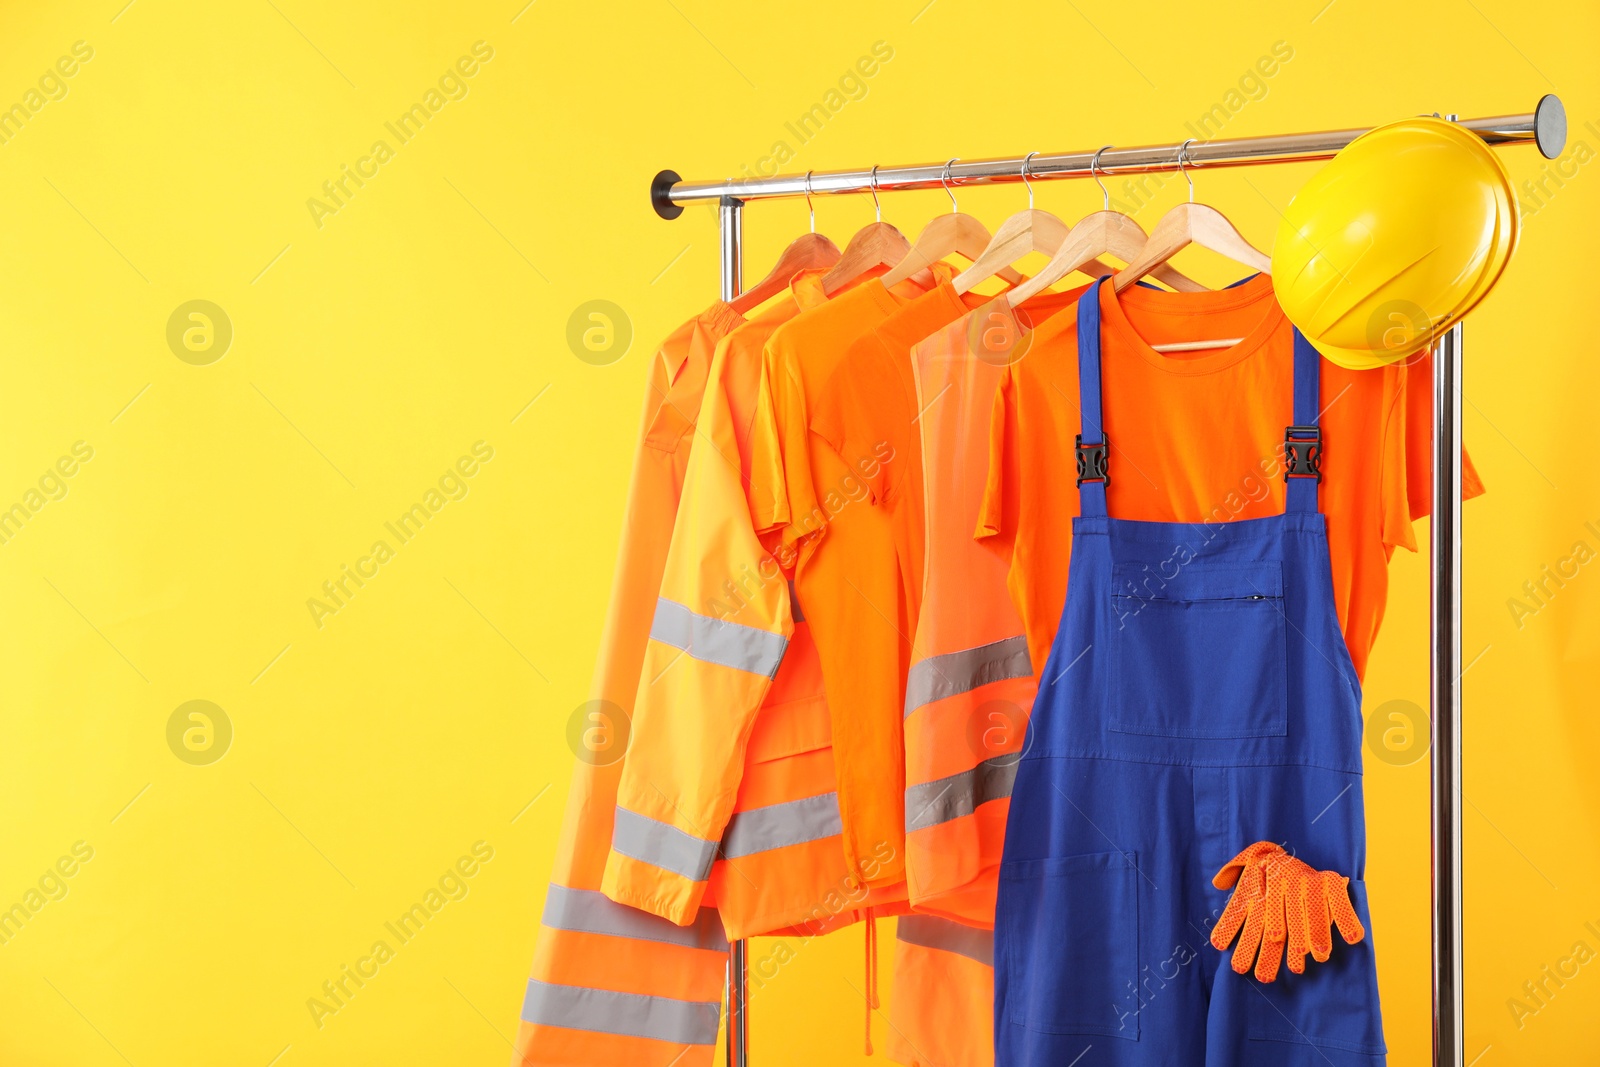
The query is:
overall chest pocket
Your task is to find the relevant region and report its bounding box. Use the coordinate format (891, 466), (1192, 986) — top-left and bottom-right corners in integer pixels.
(1107, 560), (1288, 739)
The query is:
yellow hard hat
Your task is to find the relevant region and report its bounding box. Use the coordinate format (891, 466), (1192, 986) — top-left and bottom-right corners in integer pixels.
(1272, 116), (1517, 369)
(1307, 177), (1512, 371)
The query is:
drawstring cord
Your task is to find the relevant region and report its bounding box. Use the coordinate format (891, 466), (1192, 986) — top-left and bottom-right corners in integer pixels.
(863, 907), (879, 1055)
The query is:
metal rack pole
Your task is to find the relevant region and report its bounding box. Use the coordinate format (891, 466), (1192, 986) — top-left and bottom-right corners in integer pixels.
(717, 192), (750, 1067)
(1432, 314), (1467, 1067)
(658, 97), (1568, 1067)
(719, 196), (744, 303)
(652, 98), (1565, 215)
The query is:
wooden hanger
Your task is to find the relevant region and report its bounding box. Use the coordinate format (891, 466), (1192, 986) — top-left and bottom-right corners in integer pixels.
(1113, 140), (1271, 297)
(1111, 142), (1272, 351)
(953, 153), (1122, 295)
(950, 209), (1064, 294)
(880, 159), (1024, 289)
(1003, 147), (1206, 308)
(730, 172), (842, 314)
(821, 166), (927, 296)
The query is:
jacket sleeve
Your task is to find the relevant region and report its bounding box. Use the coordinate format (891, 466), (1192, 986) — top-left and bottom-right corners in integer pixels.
(601, 341), (794, 925)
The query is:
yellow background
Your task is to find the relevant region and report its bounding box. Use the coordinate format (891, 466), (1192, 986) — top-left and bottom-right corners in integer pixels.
(1, 1), (1596, 1064)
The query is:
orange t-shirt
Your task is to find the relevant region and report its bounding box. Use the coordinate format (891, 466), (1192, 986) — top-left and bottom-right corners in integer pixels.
(750, 265), (946, 886)
(816, 284), (1087, 628)
(814, 282), (983, 628)
(979, 273), (1484, 680)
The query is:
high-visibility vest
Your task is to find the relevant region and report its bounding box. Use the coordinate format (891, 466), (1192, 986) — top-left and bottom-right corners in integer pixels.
(902, 297), (1066, 925)
(889, 914), (996, 1067)
(874, 299), (1049, 1067)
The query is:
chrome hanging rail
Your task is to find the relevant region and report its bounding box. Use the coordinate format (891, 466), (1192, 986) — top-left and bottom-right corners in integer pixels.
(652, 95), (1567, 1067)
(652, 96), (1564, 214)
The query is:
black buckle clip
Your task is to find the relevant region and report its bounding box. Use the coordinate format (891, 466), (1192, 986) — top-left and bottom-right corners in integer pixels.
(1075, 433), (1110, 487)
(1284, 425), (1322, 482)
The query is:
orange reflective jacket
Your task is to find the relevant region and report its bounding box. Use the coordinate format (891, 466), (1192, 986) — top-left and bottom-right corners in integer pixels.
(602, 273), (909, 939)
(513, 303), (742, 1067)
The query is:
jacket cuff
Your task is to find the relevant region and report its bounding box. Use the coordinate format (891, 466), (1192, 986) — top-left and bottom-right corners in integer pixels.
(600, 805), (717, 925)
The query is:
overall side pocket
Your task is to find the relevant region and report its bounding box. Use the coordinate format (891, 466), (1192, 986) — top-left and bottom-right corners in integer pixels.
(1247, 878), (1388, 1057)
(1000, 851), (1140, 1039)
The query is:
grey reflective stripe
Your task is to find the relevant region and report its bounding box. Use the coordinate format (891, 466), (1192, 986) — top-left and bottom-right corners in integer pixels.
(903, 635), (1031, 717)
(721, 792), (842, 859)
(896, 915), (994, 966)
(904, 755), (1019, 833)
(521, 979), (720, 1045)
(650, 597), (788, 678)
(611, 808), (717, 882)
(788, 579), (805, 623)
(542, 884), (729, 953)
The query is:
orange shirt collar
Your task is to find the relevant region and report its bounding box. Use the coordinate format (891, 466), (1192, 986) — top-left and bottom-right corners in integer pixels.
(788, 260), (956, 313)
(666, 300), (745, 379)
(1101, 272), (1285, 376)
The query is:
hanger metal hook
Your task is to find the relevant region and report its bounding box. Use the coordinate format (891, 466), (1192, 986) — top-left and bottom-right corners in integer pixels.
(1091, 146), (1111, 211)
(1177, 139), (1196, 203)
(942, 158), (959, 213)
(870, 165), (883, 222)
(804, 170), (816, 233)
(1022, 151), (1040, 209)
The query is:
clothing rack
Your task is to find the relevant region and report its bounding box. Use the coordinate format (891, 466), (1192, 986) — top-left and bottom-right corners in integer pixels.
(650, 95), (1567, 1067)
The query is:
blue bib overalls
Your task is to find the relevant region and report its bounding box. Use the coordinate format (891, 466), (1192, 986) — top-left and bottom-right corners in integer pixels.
(995, 279), (1387, 1066)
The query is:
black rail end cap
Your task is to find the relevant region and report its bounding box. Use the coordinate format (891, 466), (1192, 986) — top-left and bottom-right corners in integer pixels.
(652, 170), (684, 219)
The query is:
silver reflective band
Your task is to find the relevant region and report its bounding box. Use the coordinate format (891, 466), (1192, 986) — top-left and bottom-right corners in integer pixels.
(542, 884), (729, 953)
(904, 755), (1019, 833)
(611, 807), (718, 882)
(651, 597), (788, 678)
(896, 915), (994, 966)
(903, 635), (1031, 717)
(521, 979), (721, 1045)
(721, 792), (842, 859)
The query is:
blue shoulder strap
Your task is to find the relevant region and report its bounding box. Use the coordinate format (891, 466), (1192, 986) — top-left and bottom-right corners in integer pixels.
(1285, 327), (1322, 513)
(1075, 278), (1109, 518)
(1078, 277), (1322, 518)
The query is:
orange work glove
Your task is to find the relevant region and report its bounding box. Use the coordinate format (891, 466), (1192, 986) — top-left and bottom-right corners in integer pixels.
(1210, 841), (1366, 982)
(1209, 841), (1281, 980)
